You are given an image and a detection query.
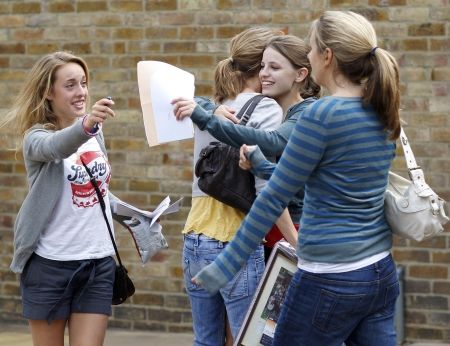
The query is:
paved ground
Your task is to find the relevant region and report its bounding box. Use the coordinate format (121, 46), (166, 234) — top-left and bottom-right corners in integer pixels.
(1, 324), (448, 346)
(0, 324), (193, 346)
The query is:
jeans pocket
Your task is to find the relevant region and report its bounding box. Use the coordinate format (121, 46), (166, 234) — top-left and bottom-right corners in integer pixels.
(312, 289), (366, 332)
(376, 281), (400, 317)
(222, 265), (249, 300)
(183, 256), (209, 292)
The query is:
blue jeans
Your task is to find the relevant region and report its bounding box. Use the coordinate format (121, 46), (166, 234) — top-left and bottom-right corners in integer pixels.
(183, 233), (265, 346)
(273, 254), (399, 346)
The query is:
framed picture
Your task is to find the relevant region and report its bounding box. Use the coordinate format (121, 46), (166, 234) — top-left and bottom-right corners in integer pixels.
(235, 241), (298, 346)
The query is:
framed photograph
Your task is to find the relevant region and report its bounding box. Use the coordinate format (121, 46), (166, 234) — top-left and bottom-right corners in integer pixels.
(235, 241), (298, 346)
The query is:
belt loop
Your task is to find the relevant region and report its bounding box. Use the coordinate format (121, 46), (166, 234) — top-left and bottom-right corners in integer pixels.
(194, 233), (199, 247)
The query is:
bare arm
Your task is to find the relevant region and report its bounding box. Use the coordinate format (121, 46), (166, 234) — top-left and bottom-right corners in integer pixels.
(274, 208), (298, 248)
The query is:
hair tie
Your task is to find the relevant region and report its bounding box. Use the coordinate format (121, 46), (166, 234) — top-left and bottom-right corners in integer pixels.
(370, 47), (378, 56)
(228, 56), (234, 63)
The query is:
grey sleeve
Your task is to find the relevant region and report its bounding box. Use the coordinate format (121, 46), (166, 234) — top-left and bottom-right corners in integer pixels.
(23, 120), (91, 162)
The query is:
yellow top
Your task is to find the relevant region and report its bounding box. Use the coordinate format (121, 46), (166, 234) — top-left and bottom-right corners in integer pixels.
(182, 196), (245, 242)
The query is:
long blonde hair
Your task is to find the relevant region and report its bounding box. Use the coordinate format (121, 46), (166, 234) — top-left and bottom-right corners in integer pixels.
(213, 27), (282, 103)
(310, 11), (401, 139)
(1, 51), (89, 144)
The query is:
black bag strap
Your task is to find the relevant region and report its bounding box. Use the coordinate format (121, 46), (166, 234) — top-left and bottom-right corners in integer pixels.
(80, 158), (124, 268)
(236, 94), (266, 126)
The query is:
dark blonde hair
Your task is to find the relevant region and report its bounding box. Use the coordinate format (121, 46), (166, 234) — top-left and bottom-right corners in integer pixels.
(213, 27), (282, 103)
(265, 35), (321, 99)
(310, 11), (401, 139)
(2, 51), (89, 140)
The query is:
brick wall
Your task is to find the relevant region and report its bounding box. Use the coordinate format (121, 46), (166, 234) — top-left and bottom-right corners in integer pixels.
(0, 0), (449, 342)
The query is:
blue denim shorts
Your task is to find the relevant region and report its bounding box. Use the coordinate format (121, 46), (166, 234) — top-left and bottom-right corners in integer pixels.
(21, 253), (115, 322)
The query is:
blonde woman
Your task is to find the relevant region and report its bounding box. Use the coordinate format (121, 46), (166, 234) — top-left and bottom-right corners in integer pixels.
(194, 11), (402, 346)
(2, 51), (132, 346)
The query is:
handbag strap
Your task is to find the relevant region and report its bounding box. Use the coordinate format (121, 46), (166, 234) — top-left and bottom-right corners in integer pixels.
(397, 127), (432, 194)
(236, 94), (265, 126)
(80, 158), (124, 268)
(399, 127), (419, 171)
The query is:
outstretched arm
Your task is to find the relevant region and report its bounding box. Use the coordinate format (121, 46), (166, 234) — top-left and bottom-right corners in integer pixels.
(189, 104), (293, 157)
(192, 112), (326, 293)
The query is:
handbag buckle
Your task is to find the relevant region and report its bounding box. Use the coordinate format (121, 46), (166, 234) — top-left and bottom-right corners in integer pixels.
(408, 166), (422, 181)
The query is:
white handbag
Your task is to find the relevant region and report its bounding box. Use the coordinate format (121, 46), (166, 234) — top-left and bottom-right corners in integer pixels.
(385, 128), (449, 241)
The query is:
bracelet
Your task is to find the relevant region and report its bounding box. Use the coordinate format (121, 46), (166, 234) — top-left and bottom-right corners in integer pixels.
(82, 114), (100, 136)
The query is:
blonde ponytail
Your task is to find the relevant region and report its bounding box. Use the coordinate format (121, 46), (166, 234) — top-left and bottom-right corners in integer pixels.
(310, 11), (401, 139)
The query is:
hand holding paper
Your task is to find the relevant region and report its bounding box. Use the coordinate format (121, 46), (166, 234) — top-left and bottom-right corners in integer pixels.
(137, 61), (195, 146)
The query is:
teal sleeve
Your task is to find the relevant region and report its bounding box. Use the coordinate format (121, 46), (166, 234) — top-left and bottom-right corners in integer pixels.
(194, 96), (217, 112)
(190, 105), (294, 157)
(248, 146), (276, 180)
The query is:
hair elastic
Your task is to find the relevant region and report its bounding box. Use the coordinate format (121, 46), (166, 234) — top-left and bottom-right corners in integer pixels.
(370, 47), (378, 55)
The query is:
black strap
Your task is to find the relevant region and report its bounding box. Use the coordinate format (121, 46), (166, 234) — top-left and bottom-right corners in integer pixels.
(80, 158), (124, 268)
(236, 94), (265, 126)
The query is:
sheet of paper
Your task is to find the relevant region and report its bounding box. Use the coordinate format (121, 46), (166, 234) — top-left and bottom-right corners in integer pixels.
(113, 196), (183, 226)
(137, 61), (195, 147)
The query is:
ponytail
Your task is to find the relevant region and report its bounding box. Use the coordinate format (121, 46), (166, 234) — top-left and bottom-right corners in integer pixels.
(365, 49), (401, 140)
(213, 58), (244, 104)
(311, 11), (401, 140)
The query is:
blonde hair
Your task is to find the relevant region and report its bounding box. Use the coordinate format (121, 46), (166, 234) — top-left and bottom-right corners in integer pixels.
(1, 51), (89, 145)
(265, 35), (321, 99)
(310, 11), (400, 139)
(213, 27), (282, 103)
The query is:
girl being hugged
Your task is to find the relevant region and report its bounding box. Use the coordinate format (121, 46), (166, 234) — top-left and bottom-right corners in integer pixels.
(2, 51), (128, 346)
(194, 11), (402, 346)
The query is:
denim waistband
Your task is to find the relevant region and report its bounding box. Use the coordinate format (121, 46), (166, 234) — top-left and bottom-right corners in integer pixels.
(184, 232), (229, 247)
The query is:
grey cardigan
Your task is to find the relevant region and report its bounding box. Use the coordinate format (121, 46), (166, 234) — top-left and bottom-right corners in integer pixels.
(11, 119), (121, 273)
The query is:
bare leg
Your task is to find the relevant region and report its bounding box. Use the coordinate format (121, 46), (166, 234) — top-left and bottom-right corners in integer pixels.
(28, 319), (66, 346)
(68, 313), (109, 346)
(225, 316), (233, 346)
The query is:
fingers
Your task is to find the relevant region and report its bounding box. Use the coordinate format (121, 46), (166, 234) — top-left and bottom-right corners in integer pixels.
(90, 97), (115, 123)
(172, 99), (196, 120)
(214, 105), (238, 123)
(83, 97), (115, 130)
(239, 144), (252, 170)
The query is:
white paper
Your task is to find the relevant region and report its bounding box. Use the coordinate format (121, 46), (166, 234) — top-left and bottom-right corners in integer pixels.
(114, 196), (183, 227)
(137, 61), (195, 146)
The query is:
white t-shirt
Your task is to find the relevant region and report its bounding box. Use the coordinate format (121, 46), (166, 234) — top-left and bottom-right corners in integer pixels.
(35, 138), (115, 260)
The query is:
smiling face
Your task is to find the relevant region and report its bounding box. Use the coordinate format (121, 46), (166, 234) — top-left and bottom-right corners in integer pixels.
(259, 47), (300, 101)
(46, 62), (88, 128)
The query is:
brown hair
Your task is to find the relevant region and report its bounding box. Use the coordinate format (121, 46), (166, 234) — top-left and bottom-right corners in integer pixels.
(1, 51), (89, 142)
(310, 11), (401, 139)
(265, 35), (321, 99)
(213, 27), (282, 103)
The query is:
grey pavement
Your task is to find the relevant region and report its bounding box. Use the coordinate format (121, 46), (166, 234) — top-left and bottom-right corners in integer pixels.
(0, 324), (193, 346)
(1, 324), (449, 346)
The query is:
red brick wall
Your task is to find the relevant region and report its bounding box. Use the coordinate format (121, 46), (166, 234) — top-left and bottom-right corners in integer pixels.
(0, 0), (449, 342)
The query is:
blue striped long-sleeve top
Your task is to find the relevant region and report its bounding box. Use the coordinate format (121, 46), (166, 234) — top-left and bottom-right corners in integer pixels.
(194, 96), (396, 294)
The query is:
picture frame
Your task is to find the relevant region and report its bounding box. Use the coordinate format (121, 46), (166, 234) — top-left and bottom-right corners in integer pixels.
(235, 241), (298, 346)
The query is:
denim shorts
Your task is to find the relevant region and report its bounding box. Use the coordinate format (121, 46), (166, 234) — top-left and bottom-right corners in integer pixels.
(21, 253), (115, 322)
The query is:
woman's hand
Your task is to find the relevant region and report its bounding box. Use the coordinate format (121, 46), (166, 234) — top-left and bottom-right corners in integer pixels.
(214, 105), (238, 123)
(239, 144), (256, 170)
(171, 97), (196, 120)
(83, 97), (115, 131)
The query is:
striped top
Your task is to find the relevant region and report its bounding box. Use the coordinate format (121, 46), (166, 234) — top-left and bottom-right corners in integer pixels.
(195, 96), (396, 293)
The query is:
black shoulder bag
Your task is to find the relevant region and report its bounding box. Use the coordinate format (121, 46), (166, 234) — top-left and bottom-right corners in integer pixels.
(195, 94), (265, 213)
(81, 158), (135, 305)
